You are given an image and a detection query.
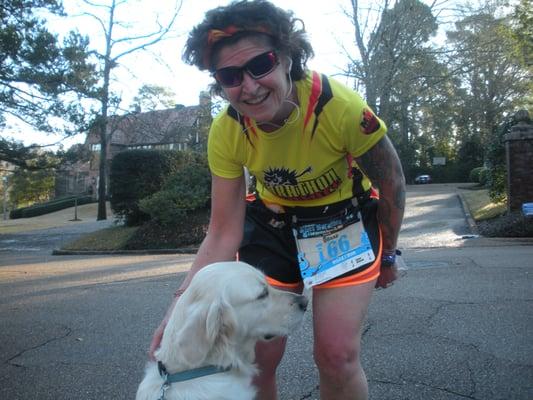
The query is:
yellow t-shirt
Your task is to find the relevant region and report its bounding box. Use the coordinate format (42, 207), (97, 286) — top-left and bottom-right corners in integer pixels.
(208, 71), (387, 207)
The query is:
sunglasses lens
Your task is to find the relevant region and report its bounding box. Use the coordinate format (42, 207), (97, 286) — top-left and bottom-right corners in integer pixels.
(247, 52), (277, 78)
(215, 68), (242, 87)
(214, 51), (278, 88)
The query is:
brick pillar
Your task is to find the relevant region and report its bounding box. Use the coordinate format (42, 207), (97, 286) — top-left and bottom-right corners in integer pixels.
(504, 110), (533, 212)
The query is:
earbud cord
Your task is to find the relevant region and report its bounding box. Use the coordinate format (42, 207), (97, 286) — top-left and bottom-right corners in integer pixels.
(238, 67), (301, 133)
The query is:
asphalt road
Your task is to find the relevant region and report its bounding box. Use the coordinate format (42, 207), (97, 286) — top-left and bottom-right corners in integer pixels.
(1, 184), (532, 399)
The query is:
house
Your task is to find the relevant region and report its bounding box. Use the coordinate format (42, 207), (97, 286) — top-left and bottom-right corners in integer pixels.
(64, 92), (212, 198)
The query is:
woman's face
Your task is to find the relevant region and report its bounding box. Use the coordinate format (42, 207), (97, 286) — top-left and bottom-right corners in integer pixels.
(213, 37), (292, 126)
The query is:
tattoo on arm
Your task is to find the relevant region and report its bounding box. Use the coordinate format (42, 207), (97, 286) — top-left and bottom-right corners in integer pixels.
(355, 136), (406, 250)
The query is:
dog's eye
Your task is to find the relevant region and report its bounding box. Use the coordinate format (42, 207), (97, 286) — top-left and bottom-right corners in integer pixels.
(257, 288), (269, 300)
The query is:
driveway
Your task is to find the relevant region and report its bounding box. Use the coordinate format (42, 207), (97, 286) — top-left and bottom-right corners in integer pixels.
(1, 184), (532, 400)
(0, 203), (114, 253)
(0, 185), (469, 253)
(400, 183), (472, 248)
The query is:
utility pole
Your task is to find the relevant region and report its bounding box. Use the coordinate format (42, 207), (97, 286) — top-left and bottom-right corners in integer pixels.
(2, 176), (8, 220)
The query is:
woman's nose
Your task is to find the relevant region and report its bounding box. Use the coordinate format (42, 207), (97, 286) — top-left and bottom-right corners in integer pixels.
(240, 70), (260, 91)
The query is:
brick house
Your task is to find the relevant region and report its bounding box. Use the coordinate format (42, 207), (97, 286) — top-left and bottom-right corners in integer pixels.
(57, 92), (212, 198)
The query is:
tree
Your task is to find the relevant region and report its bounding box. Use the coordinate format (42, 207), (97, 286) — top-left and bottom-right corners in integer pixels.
(5, 144), (62, 207)
(342, 0), (530, 182)
(343, 0), (438, 116)
(57, 143), (92, 166)
(508, 0), (532, 110)
(0, 137), (89, 171)
(9, 168), (55, 207)
(0, 138), (53, 170)
(343, 0), (442, 178)
(0, 0), (98, 168)
(446, 5), (530, 155)
(130, 84), (176, 112)
(509, 0), (533, 69)
(79, 0), (182, 220)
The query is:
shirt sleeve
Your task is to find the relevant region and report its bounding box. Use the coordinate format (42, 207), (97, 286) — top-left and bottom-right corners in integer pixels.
(341, 90), (387, 157)
(207, 114), (244, 179)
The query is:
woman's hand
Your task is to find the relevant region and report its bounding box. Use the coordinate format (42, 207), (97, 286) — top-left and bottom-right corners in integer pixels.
(375, 263), (399, 289)
(148, 290), (183, 360)
(148, 316), (169, 360)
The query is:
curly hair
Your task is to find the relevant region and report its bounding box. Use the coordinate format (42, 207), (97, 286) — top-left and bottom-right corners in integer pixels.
(182, 0), (314, 95)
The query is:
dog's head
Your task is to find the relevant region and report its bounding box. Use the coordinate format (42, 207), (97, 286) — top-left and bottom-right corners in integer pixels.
(156, 261), (307, 371)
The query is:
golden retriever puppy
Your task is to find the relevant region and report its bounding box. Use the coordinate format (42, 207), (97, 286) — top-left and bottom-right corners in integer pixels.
(136, 261), (308, 400)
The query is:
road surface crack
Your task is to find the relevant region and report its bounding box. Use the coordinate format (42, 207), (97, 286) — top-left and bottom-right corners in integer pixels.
(5, 327), (72, 368)
(299, 384), (319, 399)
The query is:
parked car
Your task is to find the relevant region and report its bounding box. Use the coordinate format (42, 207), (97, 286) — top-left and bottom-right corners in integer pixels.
(414, 174), (432, 184)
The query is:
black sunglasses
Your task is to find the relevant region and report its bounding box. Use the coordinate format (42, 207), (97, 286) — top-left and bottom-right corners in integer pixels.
(213, 51), (279, 88)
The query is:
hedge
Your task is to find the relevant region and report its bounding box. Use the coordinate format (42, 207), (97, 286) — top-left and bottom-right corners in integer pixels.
(9, 195), (94, 219)
(139, 161), (211, 226)
(109, 149), (207, 226)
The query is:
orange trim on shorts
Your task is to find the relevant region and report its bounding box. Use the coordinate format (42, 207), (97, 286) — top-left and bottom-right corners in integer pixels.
(314, 229), (383, 289)
(265, 276), (302, 289)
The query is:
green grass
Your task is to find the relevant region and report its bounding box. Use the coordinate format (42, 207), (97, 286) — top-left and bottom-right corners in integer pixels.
(461, 188), (506, 221)
(62, 226), (138, 251)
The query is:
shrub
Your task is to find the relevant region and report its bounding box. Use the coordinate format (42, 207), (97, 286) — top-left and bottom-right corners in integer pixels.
(485, 116), (512, 202)
(479, 168), (490, 187)
(469, 167), (485, 183)
(139, 161), (211, 226)
(488, 165), (507, 203)
(109, 150), (203, 226)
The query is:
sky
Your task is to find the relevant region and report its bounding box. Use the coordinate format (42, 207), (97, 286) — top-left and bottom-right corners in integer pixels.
(6, 0), (449, 148)
(5, 0), (365, 148)
(69, 0), (362, 106)
(106, 0), (361, 105)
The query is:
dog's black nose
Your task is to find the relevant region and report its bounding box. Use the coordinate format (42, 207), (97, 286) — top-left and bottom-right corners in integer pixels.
(296, 295), (308, 312)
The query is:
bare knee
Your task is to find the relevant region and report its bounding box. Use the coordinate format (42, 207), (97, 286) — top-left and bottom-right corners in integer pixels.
(253, 337), (287, 386)
(314, 338), (361, 381)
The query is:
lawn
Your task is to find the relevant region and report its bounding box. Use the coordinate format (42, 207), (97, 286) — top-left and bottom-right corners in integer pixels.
(62, 225), (138, 251)
(0, 202), (112, 234)
(460, 186), (532, 238)
(460, 187), (506, 221)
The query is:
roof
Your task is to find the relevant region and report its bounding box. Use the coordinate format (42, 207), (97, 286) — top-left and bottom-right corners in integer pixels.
(87, 105), (203, 146)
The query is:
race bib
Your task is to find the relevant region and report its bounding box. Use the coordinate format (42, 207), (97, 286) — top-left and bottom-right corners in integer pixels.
(292, 207), (375, 288)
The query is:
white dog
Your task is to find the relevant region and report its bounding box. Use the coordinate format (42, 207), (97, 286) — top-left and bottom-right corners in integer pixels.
(136, 261), (308, 400)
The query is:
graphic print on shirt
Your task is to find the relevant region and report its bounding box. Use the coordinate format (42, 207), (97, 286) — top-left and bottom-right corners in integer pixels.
(262, 166), (342, 201)
(360, 108), (381, 134)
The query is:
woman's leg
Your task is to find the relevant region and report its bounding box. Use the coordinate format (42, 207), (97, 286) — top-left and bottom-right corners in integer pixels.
(252, 283), (303, 400)
(252, 336), (288, 400)
(312, 279), (376, 400)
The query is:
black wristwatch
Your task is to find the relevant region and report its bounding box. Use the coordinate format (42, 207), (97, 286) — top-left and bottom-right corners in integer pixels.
(381, 249), (401, 267)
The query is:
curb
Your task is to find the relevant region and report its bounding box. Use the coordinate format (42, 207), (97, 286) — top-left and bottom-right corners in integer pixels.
(52, 247), (199, 256)
(456, 192), (479, 235)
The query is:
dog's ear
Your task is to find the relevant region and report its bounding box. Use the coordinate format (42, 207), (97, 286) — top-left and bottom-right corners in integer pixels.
(205, 298), (237, 362)
(156, 297), (237, 368)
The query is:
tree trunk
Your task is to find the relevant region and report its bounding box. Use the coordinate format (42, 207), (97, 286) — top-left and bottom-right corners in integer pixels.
(96, 1), (115, 221)
(96, 118), (107, 220)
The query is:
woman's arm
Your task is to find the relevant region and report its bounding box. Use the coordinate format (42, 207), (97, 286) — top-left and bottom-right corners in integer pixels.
(178, 173), (247, 288)
(149, 173), (246, 358)
(355, 135), (406, 287)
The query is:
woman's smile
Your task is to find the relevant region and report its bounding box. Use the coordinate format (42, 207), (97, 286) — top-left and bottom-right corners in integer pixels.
(243, 91), (270, 106)
(213, 37), (294, 128)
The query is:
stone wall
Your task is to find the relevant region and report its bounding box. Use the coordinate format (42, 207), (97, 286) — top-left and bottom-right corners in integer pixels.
(504, 110), (533, 211)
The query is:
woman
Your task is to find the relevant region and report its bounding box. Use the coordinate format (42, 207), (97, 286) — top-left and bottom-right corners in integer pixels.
(150, 1), (405, 399)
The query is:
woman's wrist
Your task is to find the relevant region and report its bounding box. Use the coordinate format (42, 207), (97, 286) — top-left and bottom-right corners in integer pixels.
(381, 249), (401, 267)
